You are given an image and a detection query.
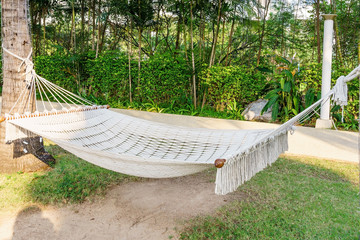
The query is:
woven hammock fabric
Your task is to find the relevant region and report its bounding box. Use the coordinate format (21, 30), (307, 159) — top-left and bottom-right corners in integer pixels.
(6, 108), (287, 194)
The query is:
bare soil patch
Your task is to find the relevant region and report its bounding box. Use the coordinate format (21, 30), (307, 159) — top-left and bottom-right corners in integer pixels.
(0, 170), (236, 240)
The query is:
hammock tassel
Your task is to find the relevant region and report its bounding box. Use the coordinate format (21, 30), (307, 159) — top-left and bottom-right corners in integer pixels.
(215, 131), (288, 195)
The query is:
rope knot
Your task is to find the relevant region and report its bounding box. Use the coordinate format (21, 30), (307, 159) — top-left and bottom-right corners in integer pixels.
(332, 75), (348, 107)
(2, 46), (35, 86)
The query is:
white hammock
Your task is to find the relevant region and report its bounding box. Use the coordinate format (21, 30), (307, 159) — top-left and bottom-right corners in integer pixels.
(2, 47), (359, 195)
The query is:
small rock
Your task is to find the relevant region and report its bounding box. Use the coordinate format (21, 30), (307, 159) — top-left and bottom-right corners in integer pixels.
(242, 99), (272, 121)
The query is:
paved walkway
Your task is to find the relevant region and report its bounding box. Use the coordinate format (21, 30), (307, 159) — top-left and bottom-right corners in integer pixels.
(113, 109), (359, 163)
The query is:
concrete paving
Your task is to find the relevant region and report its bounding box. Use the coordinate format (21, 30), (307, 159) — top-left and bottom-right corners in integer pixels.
(112, 109), (359, 163)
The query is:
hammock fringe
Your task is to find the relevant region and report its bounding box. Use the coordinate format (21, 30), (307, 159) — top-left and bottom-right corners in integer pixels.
(215, 131), (288, 195)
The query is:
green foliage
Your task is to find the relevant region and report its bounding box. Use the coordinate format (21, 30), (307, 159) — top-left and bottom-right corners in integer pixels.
(180, 157), (359, 239)
(263, 59), (359, 128)
(35, 48), (83, 93)
(200, 65), (268, 111)
(262, 57), (302, 121)
(137, 53), (192, 106)
(86, 51), (132, 104)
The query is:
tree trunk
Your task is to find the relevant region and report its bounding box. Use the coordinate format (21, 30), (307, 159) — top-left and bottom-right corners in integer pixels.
(43, 10), (46, 50)
(99, 10), (109, 54)
(175, 13), (181, 51)
(180, 0), (188, 61)
(218, 18), (226, 64)
(209, 0), (222, 67)
(70, 0), (76, 51)
(128, 20), (133, 103)
(225, 18), (235, 66)
(199, 9), (204, 62)
(80, 0), (85, 53)
(315, 0), (321, 63)
(358, 30), (360, 64)
(95, 0), (102, 58)
(138, 28), (142, 98)
(0, 0), (54, 173)
(190, 0), (196, 108)
(92, 0), (96, 51)
(256, 0), (271, 66)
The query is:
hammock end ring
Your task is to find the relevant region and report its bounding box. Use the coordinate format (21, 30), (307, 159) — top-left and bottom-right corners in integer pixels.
(214, 159), (226, 168)
(0, 116), (5, 123)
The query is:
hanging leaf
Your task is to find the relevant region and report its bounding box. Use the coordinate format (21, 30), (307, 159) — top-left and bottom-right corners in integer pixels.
(271, 102), (279, 121)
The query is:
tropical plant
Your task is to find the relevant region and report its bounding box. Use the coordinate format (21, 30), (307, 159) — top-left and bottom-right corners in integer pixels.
(262, 56), (302, 121)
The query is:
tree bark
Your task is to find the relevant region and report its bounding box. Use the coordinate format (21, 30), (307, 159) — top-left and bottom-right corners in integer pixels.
(128, 19), (133, 103)
(0, 0), (54, 173)
(256, 0), (271, 66)
(218, 18), (226, 64)
(225, 18), (235, 66)
(92, 0), (96, 51)
(190, 0), (196, 108)
(95, 0), (102, 58)
(80, 0), (86, 53)
(315, 0), (321, 63)
(70, 0), (76, 51)
(180, 0), (188, 60)
(209, 0), (223, 67)
(138, 27), (142, 98)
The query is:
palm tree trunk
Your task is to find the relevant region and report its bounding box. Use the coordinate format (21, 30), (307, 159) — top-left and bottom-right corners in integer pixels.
(0, 0), (53, 173)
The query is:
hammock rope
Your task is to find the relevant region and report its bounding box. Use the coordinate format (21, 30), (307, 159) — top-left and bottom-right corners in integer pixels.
(1, 46), (359, 195)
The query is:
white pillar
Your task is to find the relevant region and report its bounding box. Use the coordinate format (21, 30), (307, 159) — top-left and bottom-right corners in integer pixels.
(316, 14), (336, 129)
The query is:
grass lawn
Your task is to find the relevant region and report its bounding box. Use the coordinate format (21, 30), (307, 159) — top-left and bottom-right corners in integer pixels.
(179, 156), (359, 239)
(0, 143), (138, 209)
(0, 143), (358, 239)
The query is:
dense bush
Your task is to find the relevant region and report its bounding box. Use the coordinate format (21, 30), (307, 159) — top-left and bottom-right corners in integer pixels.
(200, 65), (268, 111)
(86, 51), (133, 105)
(34, 48), (84, 92)
(137, 53), (192, 106)
(32, 51), (358, 129)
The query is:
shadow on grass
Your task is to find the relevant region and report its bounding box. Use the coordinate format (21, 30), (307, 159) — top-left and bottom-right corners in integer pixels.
(180, 157), (359, 240)
(25, 144), (139, 205)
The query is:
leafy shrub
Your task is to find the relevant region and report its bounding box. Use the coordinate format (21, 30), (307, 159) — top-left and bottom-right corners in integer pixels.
(86, 51), (133, 105)
(138, 52), (192, 107)
(200, 65), (268, 111)
(34, 47), (85, 93)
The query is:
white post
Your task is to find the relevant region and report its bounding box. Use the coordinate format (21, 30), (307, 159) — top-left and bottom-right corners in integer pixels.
(316, 14), (336, 129)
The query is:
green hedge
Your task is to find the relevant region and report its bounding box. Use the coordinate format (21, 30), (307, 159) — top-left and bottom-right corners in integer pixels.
(200, 65), (268, 111)
(32, 51), (358, 129)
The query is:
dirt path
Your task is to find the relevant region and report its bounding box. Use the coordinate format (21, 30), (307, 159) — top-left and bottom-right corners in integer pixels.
(0, 171), (235, 240)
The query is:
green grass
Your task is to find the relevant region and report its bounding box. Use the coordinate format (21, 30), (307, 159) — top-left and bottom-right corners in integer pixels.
(0, 146), (358, 239)
(0, 143), (137, 209)
(179, 157), (359, 239)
